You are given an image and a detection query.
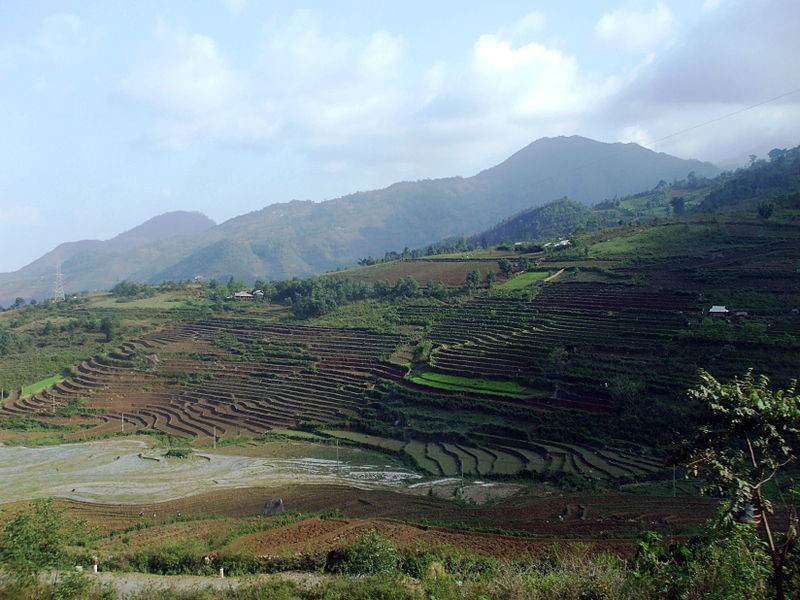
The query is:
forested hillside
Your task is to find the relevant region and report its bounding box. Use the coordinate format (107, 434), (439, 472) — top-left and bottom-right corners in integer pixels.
(0, 136), (718, 307)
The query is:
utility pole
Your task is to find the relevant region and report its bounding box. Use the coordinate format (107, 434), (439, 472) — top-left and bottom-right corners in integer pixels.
(213, 426), (217, 449)
(673, 465), (677, 497)
(121, 413), (125, 433)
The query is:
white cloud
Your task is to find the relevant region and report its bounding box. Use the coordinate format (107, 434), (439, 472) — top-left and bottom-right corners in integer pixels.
(595, 3), (676, 53)
(618, 125), (654, 148)
(120, 22), (240, 116)
(473, 34), (584, 116)
(621, 0), (800, 106)
(359, 31), (405, 79)
(120, 13), (417, 155)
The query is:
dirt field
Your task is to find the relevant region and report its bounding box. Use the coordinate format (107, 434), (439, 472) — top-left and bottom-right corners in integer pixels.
(0, 439), (421, 504)
(0, 439), (717, 562)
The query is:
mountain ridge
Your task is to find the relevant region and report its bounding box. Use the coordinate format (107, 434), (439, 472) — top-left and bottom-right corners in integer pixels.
(0, 136), (719, 305)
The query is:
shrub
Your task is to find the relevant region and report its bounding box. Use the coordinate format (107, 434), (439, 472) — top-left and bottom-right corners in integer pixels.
(634, 522), (770, 600)
(165, 447), (192, 459)
(325, 531), (399, 576)
(0, 499), (71, 588)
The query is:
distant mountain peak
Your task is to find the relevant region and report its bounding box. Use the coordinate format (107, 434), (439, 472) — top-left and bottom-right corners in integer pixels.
(109, 211), (216, 250)
(0, 136), (721, 305)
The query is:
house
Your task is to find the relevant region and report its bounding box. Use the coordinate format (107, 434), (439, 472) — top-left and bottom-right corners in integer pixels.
(709, 305), (729, 318)
(233, 291), (254, 301)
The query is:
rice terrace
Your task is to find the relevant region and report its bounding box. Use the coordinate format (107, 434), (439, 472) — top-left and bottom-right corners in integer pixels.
(1, 150), (800, 598)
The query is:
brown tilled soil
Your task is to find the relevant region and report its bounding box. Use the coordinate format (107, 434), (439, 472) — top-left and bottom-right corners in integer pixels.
(6, 483), (717, 560)
(222, 516), (637, 559)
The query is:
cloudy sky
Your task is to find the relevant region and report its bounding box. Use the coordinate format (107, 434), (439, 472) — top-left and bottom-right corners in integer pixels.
(1, 0), (798, 272)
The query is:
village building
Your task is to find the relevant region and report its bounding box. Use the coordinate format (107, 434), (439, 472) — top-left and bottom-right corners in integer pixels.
(709, 305), (729, 318)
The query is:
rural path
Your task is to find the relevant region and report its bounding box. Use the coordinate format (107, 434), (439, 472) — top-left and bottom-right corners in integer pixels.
(47, 571), (321, 596)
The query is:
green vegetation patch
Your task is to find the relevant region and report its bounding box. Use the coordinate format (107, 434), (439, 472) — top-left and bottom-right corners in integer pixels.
(498, 270), (551, 290)
(22, 374), (64, 397)
(409, 370), (532, 398)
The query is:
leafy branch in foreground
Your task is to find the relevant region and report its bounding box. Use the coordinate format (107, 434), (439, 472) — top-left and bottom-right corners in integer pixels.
(681, 369), (799, 600)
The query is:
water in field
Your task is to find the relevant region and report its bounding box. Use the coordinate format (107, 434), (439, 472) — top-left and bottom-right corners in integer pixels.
(0, 440), (421, 504)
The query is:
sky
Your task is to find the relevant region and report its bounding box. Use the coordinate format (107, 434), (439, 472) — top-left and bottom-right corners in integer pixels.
(1, 0), (798, 273)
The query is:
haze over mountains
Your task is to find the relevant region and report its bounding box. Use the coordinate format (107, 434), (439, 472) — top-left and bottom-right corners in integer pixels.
(0, 136), (719, 306)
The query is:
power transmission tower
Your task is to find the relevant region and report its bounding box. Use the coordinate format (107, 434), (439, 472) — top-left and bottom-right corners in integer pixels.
(53, 262), (65, 302)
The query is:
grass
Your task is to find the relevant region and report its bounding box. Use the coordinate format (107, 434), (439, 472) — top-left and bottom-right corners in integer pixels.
(409, 370), (532, 398)
(22, 374), (64, 397)
(89, 291), (191, 310)
(498, 271), (551, 290)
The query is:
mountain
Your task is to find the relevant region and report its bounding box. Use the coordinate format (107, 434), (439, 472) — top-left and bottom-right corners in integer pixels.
(0, 211), (215, 305)
(0, 136), (719, 306)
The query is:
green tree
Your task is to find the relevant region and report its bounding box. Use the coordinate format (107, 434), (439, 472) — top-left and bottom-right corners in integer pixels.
(392, 276), (420, 298)
(99, 316), (117, 342)
(498, 258), (514, 278)
(465, 269), (481, 291)
(682, 369), (800, 600)
(0, 326), (14, 356)
(0, 498), (72, 588)
(758, 201), (775, 219)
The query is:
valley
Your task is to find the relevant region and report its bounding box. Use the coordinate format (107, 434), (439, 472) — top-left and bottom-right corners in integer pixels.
(0, 151), (798, 598)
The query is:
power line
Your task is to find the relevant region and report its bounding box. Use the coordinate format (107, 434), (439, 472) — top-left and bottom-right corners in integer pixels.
(653, 87), (800, 147)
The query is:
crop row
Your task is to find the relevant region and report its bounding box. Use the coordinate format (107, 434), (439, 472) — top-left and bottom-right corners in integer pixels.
(321, 430), (663, 482)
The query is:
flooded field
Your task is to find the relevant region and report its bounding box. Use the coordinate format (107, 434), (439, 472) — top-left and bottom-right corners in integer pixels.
(0, 439), (422, 504)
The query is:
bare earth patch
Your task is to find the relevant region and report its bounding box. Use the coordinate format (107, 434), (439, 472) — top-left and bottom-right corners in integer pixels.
(0, 439), (421, 504)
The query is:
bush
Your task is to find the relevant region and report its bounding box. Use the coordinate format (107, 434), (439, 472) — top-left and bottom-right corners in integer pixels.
(0, 499), (71, 588)
(634, 522), (770, 600)
(164, 447), (192, 459)
(325, 531), (399, 576)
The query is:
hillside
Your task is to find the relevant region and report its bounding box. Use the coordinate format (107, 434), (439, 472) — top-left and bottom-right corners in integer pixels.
(2, 170), (797, 477)
(0, 211), (215, 306)
(0, 162), (798, 597)
(0, 136), (718, 306)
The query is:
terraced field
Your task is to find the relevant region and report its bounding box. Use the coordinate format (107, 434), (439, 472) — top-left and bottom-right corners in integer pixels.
(1, 318), (405, 442)
(3, 214), (798, 488)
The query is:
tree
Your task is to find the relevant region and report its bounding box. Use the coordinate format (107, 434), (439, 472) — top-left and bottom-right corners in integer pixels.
(392, 276), (420, 298)
(670, 196), (686, 216)
(0, 327), (13, 356)
(498, 258), (514, 278)
(758, 201), (775, 219)
(99, 316), (117, 342)
(465, 269), (481, 291)
(682, 369), (799, 600)
(0, 498), (71, 588)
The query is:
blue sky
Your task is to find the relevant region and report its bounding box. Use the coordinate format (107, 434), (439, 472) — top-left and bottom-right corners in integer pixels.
(1, 0), (798, 272)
